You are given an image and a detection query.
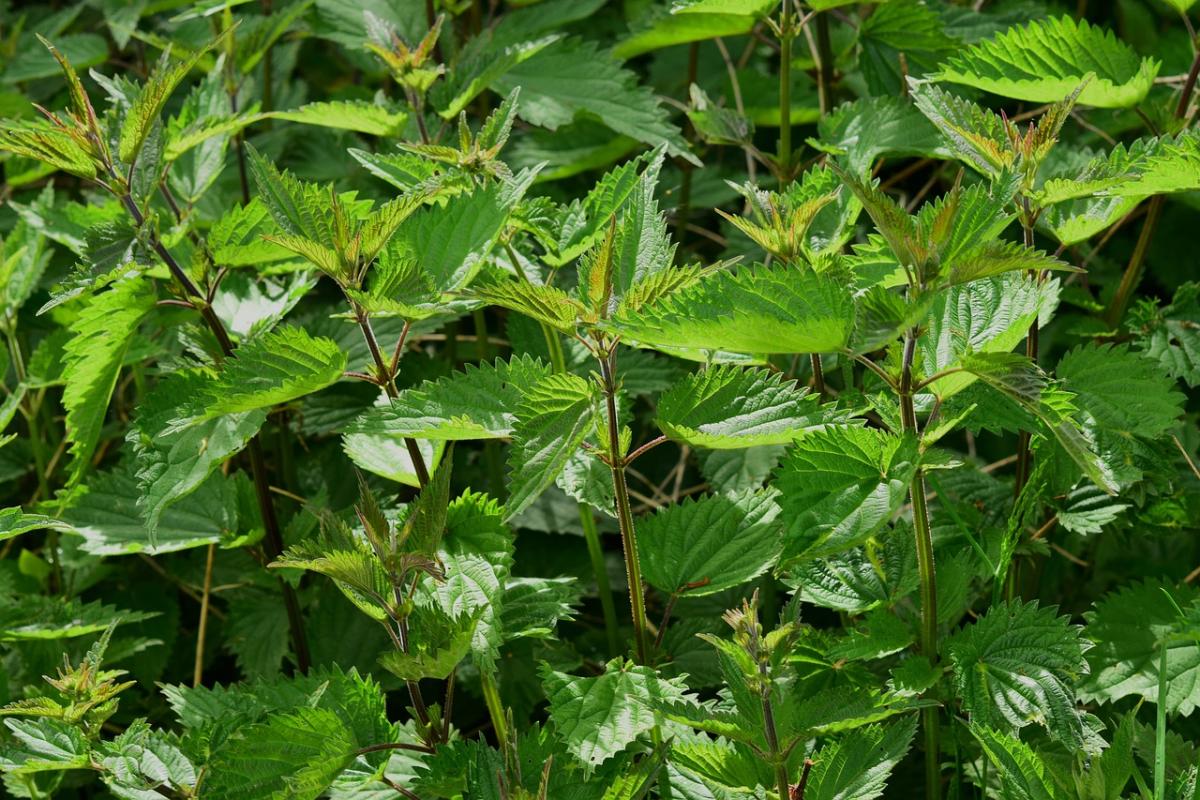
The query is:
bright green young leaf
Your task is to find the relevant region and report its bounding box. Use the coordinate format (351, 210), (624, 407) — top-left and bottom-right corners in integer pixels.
(934, 16), (1159, 108)
(656, 364), (843, 449)
(969, 725), (1068, 800)
(349, 355), (552, 441)
(505, 372), (598, 520)
(541, 659), (688, 768)
(775, 427), (919, 565)
(0, 719), (91, 774)
(268, 100), (407, 136)
(637, 488), (783, 595)
(804, 717), (918, 800)
(610, 264), (855, 357)
(61, 278), (156, 485)
(119, 42), (214, 164)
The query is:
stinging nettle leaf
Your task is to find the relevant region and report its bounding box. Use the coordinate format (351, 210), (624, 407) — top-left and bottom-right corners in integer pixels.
(656, 364), (847, 449)
(933, 16), (1159, 108)
(637, 487), (784, 596)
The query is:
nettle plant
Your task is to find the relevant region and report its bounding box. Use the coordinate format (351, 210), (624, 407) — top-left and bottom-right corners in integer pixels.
(0, 0), (1198, 798)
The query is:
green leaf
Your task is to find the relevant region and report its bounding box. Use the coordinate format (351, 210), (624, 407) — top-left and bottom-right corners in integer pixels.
(0, 509), (75, 543)
(909, 81), (1012, 177)
(0, 719), (90, 774)
(933, 16), (1159, 108)
(656, 364), (844, 449)
(947, 599), (1090, 747)
(1056, 343), (1184, 440)
(171, 326), (346, 428)
(610, 264), (855, 357)
(394, 182), (514, 292)
(268, 100), (407, 136)
(959, 352), (1117, 493)
(505, 372), (598, 520)
(0, 594), (156, 641)
(804, 717), (917, 800)
(541, 659), (688, 768)
(614, 1), (776, 59)
(637, 488), (783, 596)
(119, 43), (213, 164)
(1080, 580), (1200, 716)
(492, 37), (694, 164)
(968, 724), (1068, 800)
(775, 427), (919, 565)
(920, 274), (1054, 400)
(349, 355), (552, 441)
(129, 371), (266, 544)
(378, 605), (480, 681)
(97, 719), (196, 797)
(1131, 282), (1200, 387)
(60, 463), (236, 555)
(62, 279), (156, 484)
(813, 96), (949, 177)
(201, 707), (358, 800)
(472, 276), (585, 334)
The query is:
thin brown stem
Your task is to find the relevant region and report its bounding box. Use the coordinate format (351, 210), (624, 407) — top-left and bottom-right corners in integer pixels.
(193, 544), (216, 687)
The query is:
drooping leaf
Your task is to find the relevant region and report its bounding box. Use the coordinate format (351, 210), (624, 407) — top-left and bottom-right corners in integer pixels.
(268, 100), (407, 136)
(804, 717), (918, 800)
(170, 326), (346, 429)
(969, 725), (1068, 800)
(505, 372), (598, 520)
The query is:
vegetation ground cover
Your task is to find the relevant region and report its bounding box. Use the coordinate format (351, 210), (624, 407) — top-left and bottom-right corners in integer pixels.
(0, 0), (1199, 798)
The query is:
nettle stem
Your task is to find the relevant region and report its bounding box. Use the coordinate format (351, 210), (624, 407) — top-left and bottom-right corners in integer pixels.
(117, 191), (312, 673)
(899, 327), (941, 800)
(504, 240), (621, 654)
(598, 344), (650, 664)
(1013, 202), (1039, 498)
(777, 0), (793, 187)
(352, 304), (431, 487)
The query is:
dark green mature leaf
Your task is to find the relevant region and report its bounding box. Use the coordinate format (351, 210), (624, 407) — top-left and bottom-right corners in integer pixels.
(656, 365), (845, 449)
(637, 488), (783, 595)
(541, 659), (688, 768)
(775, 427), (919, 565)
(1080, 580), (1200, 716)
(505, 372), (598, 520)
(61, 279), (156, 484)
(1056, 343), (1184, 440)
(0, 595), (155, 640)
(947, 599), (1090, 747)
(349, 355), (551, 441)
(0, 719), (90, 774)
(493, 37), (694, 163)
(611, 264), (855, 357)
(934, 16), (1159, 107)
(129, 371), (266, 543)
(1131, 282), (1200, 387)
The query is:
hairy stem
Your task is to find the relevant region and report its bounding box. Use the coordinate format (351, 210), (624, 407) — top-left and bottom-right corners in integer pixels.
(598, 346), (650, 664)
(480, 670), (509, 751)
(117, 193), (310, 672)
(900, 327), (940, 800)
(1013, 207), (1038, 498)
(352, 306), (431, 487)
